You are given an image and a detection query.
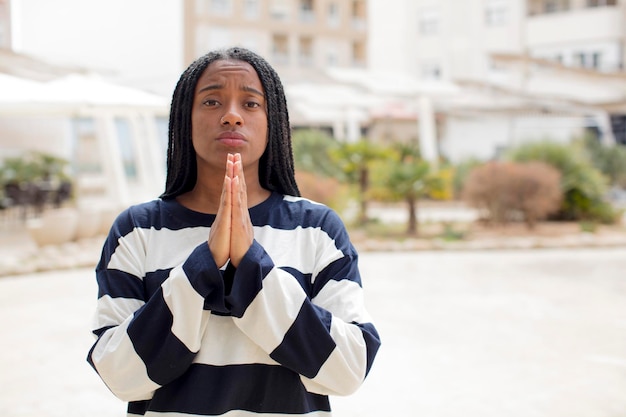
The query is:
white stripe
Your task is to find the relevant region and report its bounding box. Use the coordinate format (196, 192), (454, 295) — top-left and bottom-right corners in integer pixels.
(234, 268), (307, 353)
(301, 317), (367, 396)
(312, 279), (372, 324)
(92, 294), (144, 330)
(253, 225), (344, 280)
(109, 226), (209, 275)
(282, 195), (325, 206)
(91, 320), (159, 401)
(194, 315), (278, 366)
(162, 265), (209, 352)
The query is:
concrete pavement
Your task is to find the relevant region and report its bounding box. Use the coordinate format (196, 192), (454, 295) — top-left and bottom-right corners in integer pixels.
(1, 248), (625, 417)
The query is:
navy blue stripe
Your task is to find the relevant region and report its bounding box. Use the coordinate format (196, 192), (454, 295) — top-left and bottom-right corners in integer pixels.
(127, 400), (150, 415)
(127, 288), (196, 386)
(182, 243), (229, 313)
(147, 363), (330, 415)
(96, 268), (144, 300)
(279, 266), (313, 297)
(311, 252), (362, 299)
(143, 269), (171, 299)
(226, 241), (273, 317)
(270, 303), (335, 379)
(112, 194), (349, 249)
(357, 322), (381, 377)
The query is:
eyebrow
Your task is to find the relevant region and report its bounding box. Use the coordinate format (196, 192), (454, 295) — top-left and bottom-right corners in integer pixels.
(197, 84), (264, 98)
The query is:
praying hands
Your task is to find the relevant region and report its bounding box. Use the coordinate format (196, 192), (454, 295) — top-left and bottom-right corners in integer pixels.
(208, 153), (255, 268)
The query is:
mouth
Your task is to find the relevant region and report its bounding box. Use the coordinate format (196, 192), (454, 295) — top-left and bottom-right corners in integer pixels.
(216, 131), (247, 147)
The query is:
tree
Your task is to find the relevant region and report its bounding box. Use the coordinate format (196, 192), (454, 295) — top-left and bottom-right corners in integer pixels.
(330, 139), (390, 223)
(375, 144), (444, 236)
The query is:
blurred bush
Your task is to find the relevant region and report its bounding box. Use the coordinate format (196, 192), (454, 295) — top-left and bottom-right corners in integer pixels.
(582, 135), (626, 189)
(463, 161), (562, 228)
(508, 141), (621, 224)
(451, 157), (483, 199)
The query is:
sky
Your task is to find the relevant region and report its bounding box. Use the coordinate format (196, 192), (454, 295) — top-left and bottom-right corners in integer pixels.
(12, 0), (184, 95)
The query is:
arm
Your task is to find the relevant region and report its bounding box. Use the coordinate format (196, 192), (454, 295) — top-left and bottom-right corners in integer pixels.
(87, 210), (227, 402)
(226, 216), (381, 396)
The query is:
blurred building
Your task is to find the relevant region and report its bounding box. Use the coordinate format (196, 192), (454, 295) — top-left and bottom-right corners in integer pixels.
(183, 0), (368, 81)
(369, 0), (626, 161)
(0, 1), (169, 214)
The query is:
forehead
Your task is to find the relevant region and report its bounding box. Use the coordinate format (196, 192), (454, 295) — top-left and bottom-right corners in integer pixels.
(196, 59), (263, 92)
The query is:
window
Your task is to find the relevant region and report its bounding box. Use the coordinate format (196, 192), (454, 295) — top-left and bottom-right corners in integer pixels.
(272, 34), (289, 64)
(271, 0), (290, 20)
(587, 0), (617, 6)
(244, 0), (260, 19)
(485, 0), (508, 26)
(114, 118), (138, 180)
(352, 41), (366, 67)
(211, 0), (232, 16)
(544, 0), (570, 13)
(300, 0), (315, 22)
(72, 118), (101, 174)
(298, 37), (314, 66)
(574, 51), (603, 69)
(327, 48), (338, 66)
(327, 2), (340, 27)
(155, 117), (169, 171)
(421, 62), (441, 79)
(592, 52), (602, 69)
(351, 0), (366, 30)
(419, 9), (439, 36)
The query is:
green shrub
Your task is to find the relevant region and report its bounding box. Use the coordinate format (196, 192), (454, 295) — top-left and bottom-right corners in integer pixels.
(508, 141), (620, 223)
(582, 135), (626, 188)
(452, 158), (483, 199)
(291, 129), (341, 178)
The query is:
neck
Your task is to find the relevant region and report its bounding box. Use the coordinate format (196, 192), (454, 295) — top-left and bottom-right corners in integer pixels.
(176, 168), (271, 214)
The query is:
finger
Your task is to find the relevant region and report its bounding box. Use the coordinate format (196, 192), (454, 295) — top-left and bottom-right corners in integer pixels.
(208, 174), (232, 267)
(226, 154), (235, 179)
(233, 154), (248, 205)
(229, 175), (253, 267)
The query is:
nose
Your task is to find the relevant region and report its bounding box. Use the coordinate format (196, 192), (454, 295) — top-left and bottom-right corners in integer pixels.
(221, 106), (243, 126)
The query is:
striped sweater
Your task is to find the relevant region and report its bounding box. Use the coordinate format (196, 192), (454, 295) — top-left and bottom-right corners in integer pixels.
(87, 192), (380, 416)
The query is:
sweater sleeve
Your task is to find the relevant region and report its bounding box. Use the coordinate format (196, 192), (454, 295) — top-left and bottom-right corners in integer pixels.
(87, 214), (227, 402)
(226, 215), (381, 396)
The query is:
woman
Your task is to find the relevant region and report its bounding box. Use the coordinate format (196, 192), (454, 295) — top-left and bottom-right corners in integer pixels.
(87, 47), (380, 417)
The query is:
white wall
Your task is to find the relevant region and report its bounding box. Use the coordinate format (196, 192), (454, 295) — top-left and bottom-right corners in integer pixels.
(367, 0), (413, 74)
(440, 113), (588, 163)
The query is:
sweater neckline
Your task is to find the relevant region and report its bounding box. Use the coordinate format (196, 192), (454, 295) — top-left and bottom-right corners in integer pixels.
(161, 191), (282, 226)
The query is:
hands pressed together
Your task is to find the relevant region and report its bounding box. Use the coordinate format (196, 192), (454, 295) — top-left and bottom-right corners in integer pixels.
(208, 153), (255, 268)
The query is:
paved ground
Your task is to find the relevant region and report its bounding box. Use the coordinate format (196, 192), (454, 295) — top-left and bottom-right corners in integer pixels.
(0, 248), (625, 417)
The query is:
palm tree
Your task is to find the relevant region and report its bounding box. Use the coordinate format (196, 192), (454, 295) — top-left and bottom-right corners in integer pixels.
(330, 139), (390, 223)
(384, 144), (443, 236)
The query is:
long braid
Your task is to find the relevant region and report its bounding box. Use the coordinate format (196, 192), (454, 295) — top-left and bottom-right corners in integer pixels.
(160, 47), (300, 199)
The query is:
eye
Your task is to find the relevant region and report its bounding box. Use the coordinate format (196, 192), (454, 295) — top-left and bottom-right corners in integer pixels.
(202, 99), (220, 107)
(244, 101), (261, 108)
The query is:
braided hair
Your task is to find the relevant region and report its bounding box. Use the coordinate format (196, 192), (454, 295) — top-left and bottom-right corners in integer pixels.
(160, 47), (300, 199)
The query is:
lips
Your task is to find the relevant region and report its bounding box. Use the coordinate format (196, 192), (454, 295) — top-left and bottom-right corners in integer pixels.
(216, 131), (247, 147)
